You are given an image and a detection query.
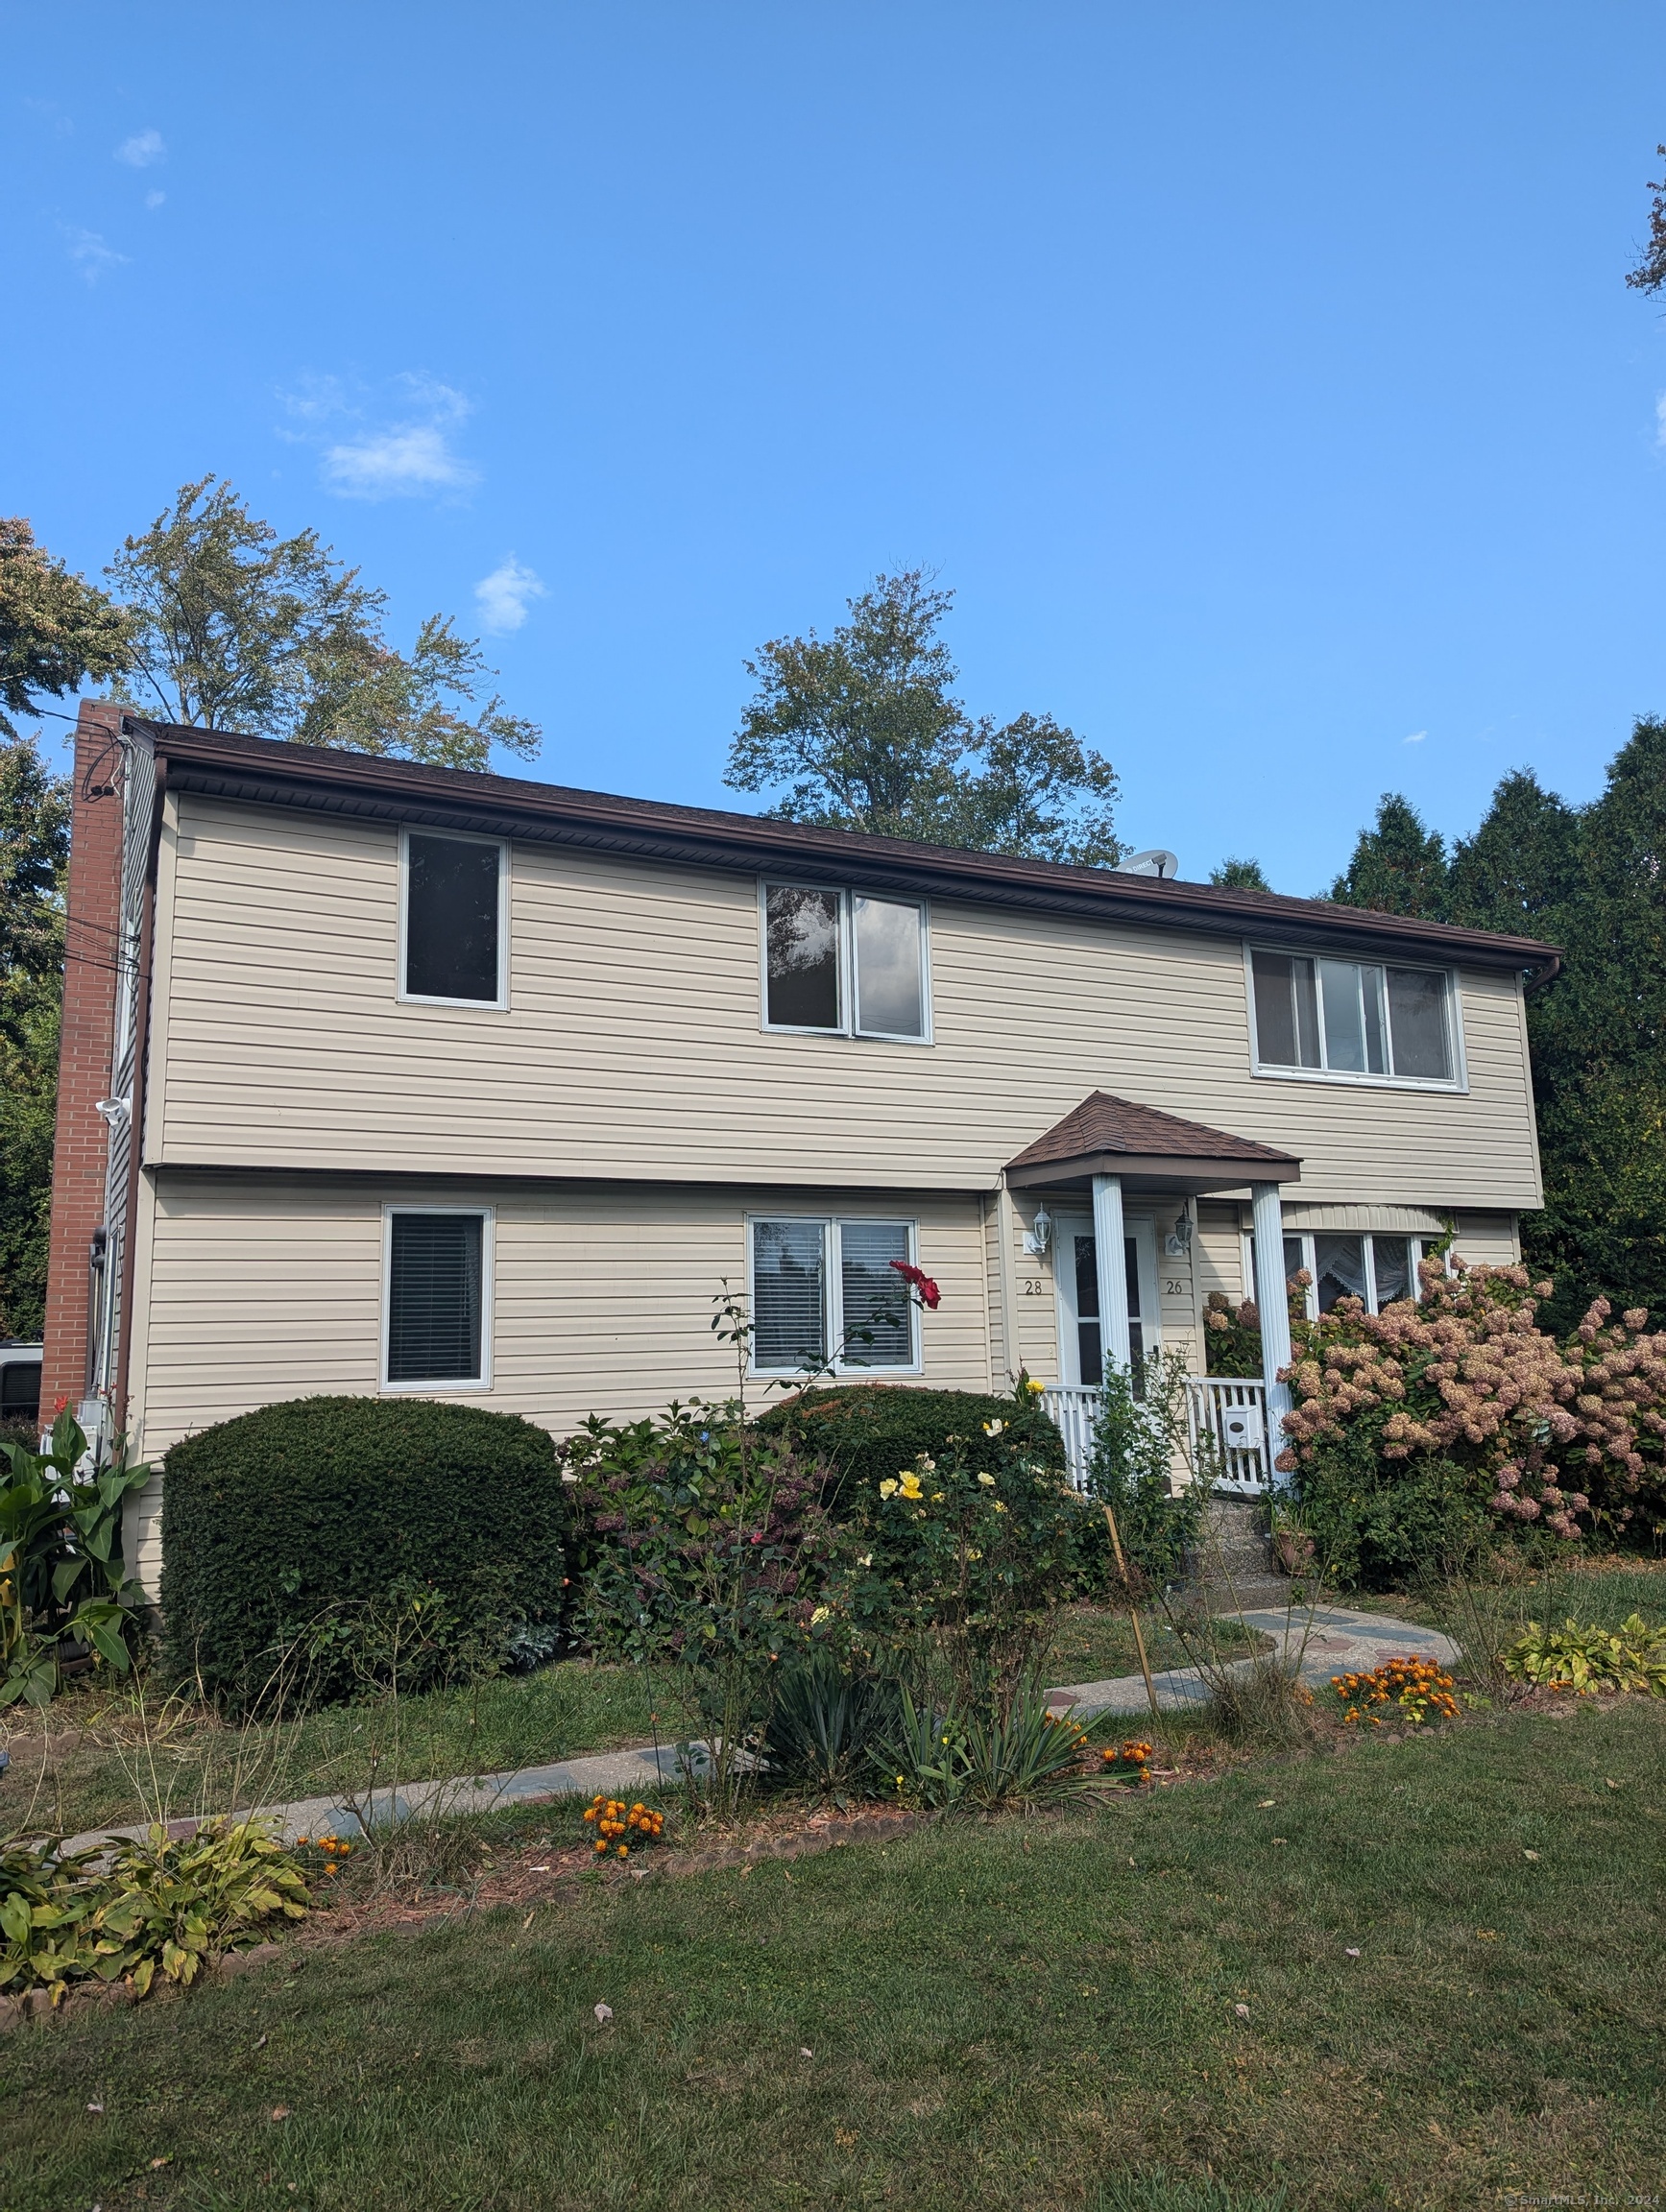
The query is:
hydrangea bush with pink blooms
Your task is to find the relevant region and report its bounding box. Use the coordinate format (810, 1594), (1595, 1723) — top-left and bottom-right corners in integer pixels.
(1278, 1257), (1666, 1583)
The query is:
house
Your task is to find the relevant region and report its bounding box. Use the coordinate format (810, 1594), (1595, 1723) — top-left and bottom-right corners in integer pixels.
(41, 702), (1559, 1598)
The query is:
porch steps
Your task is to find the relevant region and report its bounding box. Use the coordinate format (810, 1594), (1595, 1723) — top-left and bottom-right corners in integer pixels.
(1185, 1496), (1291, 1611)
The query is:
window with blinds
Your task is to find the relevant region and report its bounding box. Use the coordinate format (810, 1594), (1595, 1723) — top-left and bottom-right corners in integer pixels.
(386, 1212), (487, 1382)
(403, 832), (504, 1004)
(751, 1217), (917, 1374)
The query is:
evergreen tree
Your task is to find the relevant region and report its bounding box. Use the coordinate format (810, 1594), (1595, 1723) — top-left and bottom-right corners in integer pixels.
(1445, 769), (1581, 932)
(1328, 793), (1450, 917)
(1211, 856), (1270, 890)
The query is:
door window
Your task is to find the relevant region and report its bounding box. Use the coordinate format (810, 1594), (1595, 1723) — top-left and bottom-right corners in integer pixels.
(1067, 1228), (1150, 1394)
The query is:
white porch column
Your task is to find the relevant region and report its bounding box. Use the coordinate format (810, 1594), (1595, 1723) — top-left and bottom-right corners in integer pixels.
(1091, 1172), (1132, 1376)
(1250, 1180), (1293, 1446)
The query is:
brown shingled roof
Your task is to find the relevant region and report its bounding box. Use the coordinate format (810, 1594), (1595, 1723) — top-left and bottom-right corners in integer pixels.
(131, 719), (1561, 982)
(1004, 1092), (1301, 1193)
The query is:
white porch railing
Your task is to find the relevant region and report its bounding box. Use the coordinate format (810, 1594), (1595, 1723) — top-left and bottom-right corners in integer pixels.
(1039, 1386), (1101, 1489)
(1184, 1376), (1274, 1494)
(1041, 1377), (1275, 1496)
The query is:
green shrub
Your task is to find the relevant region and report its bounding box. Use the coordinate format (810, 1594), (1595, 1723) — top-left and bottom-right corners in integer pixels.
(756, 1382), (1066, 1515)
(159, 1396), (565, 1709)
(1291, 1427), (1495, 1590)
(1079, 1355), (1208, 1589)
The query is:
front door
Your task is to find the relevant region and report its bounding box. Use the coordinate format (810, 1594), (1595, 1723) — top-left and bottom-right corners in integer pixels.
(1056, 1215), (1160, 1393)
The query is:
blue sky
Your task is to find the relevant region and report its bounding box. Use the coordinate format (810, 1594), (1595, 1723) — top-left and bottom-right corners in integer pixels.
(6, 3), (1666, 891)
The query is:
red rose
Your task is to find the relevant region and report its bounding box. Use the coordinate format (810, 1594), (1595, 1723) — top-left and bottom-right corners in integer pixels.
(889, 1260), (941, 1310)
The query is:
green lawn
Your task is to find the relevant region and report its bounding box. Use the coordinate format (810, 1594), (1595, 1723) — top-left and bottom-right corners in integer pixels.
(7, 1697), (1662, 2210)
(1, 1658), (688, 1841)
(1044, 1604), (1269, 1684)
(1340, 1556), (1666, 1639)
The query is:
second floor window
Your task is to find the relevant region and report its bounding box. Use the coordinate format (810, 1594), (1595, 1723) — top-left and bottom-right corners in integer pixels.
(761, 882), (929, 1040)
(1250, 949), (1456, 1084)
(402, 830), (505, 1005)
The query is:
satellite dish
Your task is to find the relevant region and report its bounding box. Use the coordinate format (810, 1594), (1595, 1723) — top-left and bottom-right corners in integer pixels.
(1117, 848), (1180, 880)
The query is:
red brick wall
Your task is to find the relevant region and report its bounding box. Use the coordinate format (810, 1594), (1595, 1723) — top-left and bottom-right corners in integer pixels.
(39, 701), (126, 1413)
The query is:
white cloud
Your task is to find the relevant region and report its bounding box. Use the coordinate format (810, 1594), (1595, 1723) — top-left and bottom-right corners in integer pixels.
(115, 128), (166, 167)
(145, 190), (165, 210)
(323, 423), (477, 498)
(397, 373), (471, 422)
(63, 227), (128, 282)
(475, 556), (546, 635)
(278, 372), (350, 428)
(1403, 730), (1427, 744)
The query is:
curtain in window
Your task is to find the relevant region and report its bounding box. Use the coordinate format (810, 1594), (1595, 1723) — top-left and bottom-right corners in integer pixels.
(1370, 1236), (1414, 1306)
(753, 1220), (827, 1368)
(838, 1221), (912, 1365)
(1313, 1234), (1368, 1313)
(387, 1214), (484, 1381)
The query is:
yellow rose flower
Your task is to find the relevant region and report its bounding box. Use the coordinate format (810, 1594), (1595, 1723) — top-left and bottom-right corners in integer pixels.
(977, 1472), (996, 1488)
(879, 1479), (899, 1500)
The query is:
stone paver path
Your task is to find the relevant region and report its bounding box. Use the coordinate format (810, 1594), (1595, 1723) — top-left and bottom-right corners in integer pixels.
(59, 1604), (1456, 1855)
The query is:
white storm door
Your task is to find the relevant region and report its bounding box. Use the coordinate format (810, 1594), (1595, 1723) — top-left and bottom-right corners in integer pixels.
(1055, 1214), (1160, 1391)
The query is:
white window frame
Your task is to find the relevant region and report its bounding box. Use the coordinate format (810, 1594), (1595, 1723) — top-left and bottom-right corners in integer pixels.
(1243, 943), (1466, 1093)
(745, 1214), (923, 1377)
(1243, 1226), (1428, 1321)
(758, 879), (932, 1045)
(398, 827), (511, 1011)
(380, 1204), (495, 1391)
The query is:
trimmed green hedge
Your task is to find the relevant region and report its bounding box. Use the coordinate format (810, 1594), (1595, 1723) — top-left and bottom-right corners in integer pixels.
(756, 1383), (1067, 1514)
(159, 1395), (565, 1708)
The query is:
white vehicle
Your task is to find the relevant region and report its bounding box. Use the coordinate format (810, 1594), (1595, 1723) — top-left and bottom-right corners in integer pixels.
(0, 1342), (43, 1433)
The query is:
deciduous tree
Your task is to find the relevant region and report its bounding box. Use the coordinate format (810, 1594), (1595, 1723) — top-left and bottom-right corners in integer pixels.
(109, 478), (539, 770)
(724, 570), (1121, 865)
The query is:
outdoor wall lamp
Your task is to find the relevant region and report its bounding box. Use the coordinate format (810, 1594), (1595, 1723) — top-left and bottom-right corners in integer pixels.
(95, 1095), (131, 1129)
(1028, 1203), (1052, 1255)
(1165, 1206), (1195, 1259)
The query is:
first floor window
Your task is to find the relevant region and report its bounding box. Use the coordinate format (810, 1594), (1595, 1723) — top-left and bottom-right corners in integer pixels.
(1273, 1229), (1424, 1317)
(750, 1216), (917, 1373)
(1250, 949), (1455, 1083)
(386, 1210), (488, 1383)
(403, 831), (504, 1004)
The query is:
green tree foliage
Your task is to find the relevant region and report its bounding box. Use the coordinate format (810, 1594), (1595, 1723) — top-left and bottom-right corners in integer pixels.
(109, 478), (540, 771)
(1332, 727), (1666, 1332)
(0, 517), (131, 739)
(1328, 792), (1450, 917)
(1210, 856), (1270, 890)
(725, 569), (1122, 863)
(1625, 144), (1666, 296)
(0, 734), (69, 1340)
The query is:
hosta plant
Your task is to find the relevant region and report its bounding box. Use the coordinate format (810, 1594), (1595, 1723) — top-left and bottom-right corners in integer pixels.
(0, 1816), (309, 2005)
(1500, 1614), (1666, 1697)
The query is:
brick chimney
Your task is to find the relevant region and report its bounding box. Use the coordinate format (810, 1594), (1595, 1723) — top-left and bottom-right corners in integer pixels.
(39, 700), (127, 1418)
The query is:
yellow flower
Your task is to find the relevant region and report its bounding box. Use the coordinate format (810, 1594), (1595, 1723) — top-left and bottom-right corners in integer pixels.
(1026, 1376), (1045, 1394)
(898, 1473), (924, 1501)
(879, 1479), (899, 1500)
(809, 1604), (832, 1625)
(993, 1502), (1008, 1513)
(977, 1472), (996, 1488)
(981, 1418), (1006, 1437)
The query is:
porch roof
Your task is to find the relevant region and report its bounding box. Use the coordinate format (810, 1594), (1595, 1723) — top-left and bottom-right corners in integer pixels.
(1002, 1090), (1301, 1196)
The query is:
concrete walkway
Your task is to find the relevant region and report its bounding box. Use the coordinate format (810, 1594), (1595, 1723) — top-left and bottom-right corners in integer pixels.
(1046, 1604), (1459, 1720)
(58, 1603), (1457, 1855)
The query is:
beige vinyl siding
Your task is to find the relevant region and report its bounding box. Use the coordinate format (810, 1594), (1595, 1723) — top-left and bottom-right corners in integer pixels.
(127, 1174), (993, 1595)
(150, 797), (1542, 1213)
